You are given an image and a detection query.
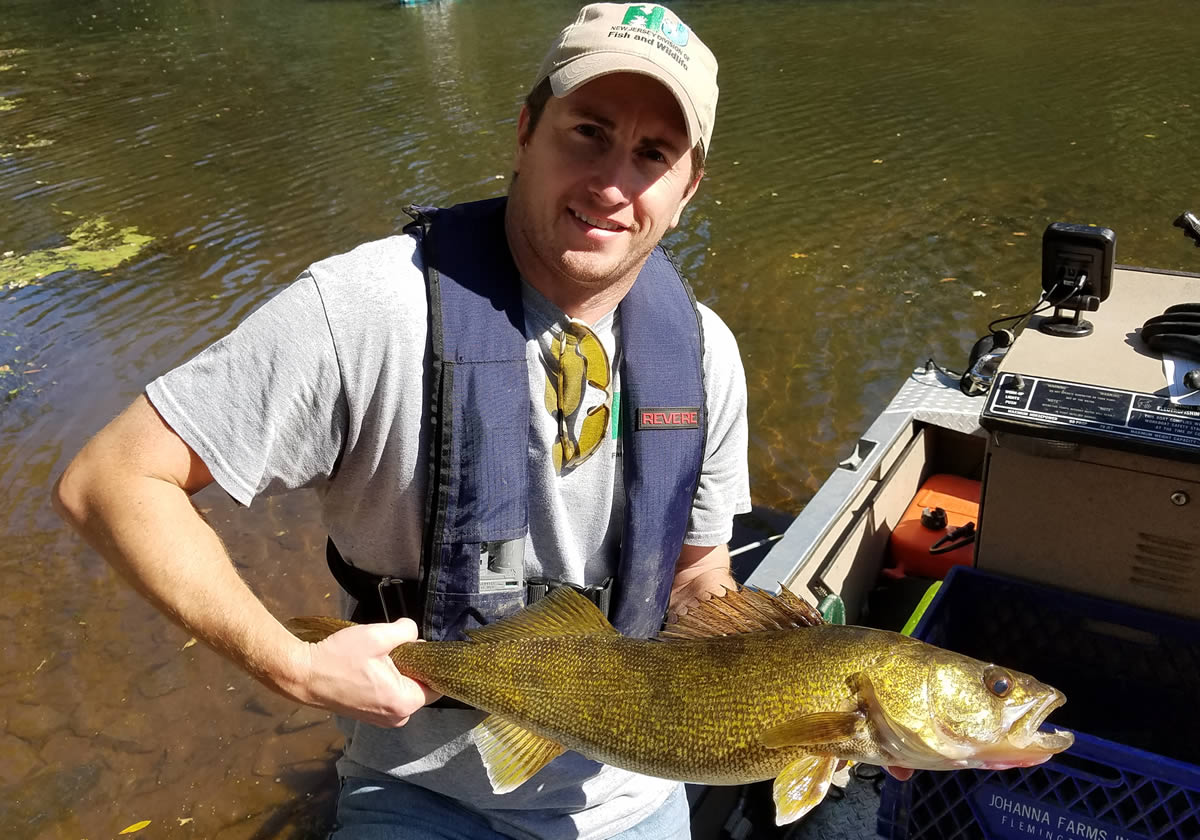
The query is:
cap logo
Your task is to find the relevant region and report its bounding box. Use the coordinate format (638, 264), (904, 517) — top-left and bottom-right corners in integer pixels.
(614, 5), (691, 58)
(619, 5), (691, 49)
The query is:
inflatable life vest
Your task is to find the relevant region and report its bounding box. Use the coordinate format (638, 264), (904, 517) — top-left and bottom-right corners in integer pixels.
(330, 196), (707, 641)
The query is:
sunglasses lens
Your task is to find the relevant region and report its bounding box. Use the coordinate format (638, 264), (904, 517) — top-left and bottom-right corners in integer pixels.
(573, 328), (610, 390)
(557, 334), (584, 416)
(549, 322), (613, 471)
(577, 404), (610, 457)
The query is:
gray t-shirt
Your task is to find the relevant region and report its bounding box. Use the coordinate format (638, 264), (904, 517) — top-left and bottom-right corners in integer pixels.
(147, 232), (751, 840)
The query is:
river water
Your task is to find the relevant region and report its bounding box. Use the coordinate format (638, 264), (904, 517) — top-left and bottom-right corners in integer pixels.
(1, 0), (1197, 836)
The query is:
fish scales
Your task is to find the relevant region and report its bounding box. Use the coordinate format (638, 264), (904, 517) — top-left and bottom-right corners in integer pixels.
(389, 626), (914, 784)
(287, 585), (1073, 825)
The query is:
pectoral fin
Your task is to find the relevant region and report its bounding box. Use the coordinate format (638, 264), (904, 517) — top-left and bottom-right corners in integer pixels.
(773, 754), (837, 825)
(760, 711), (865, 748)
(472, 715), (566, 794)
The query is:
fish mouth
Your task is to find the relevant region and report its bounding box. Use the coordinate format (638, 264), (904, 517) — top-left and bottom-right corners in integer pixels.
(978, 690), (1074, 769)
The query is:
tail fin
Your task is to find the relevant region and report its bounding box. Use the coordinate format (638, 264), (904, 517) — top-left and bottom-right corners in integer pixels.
(286, 615), (356, 643)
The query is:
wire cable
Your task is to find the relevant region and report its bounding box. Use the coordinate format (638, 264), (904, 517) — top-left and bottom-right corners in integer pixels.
(987, 272), (1088, 334)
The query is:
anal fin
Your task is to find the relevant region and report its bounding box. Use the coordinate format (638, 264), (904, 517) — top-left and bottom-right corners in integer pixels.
(773, 754), (836, 825)
(472, 715), (566, 794)
(760, 711), (865, 748)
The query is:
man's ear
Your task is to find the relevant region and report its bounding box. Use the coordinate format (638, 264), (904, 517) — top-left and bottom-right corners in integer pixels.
(670, 169), (704, 228)
(513, 105), (532, 173)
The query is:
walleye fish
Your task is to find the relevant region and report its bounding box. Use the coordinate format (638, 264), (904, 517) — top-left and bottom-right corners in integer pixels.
(288, 585), (1073, 824)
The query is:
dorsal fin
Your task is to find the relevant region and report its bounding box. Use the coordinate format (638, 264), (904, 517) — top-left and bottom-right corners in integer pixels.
(658, 585), (825, 640)
(466, 586), (618, 643)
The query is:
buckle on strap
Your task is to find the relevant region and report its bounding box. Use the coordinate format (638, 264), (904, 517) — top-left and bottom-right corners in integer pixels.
(375, 578), (410, 624)
(526, 576), (613, 617)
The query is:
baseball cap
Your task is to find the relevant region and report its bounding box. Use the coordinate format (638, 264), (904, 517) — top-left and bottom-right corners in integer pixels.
(532, 3), (719, 154)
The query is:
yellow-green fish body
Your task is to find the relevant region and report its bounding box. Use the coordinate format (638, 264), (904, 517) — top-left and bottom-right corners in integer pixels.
(289, 586), (1073, 824)
(394, 627), (902, 783)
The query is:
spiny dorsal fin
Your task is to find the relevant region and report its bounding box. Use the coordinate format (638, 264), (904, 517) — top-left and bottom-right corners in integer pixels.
(286, 615), (356, 643)
(773, 754), (837, 825)
(472, 714), (566, 794)
(658, 584), (825, 640)
(466, 586), (617, 643)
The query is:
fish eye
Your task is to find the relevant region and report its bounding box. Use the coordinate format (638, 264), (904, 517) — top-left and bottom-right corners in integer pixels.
(983, 666), (1013, 698)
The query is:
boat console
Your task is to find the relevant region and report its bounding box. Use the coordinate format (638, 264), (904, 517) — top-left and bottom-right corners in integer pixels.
(749, 221), (1200, 625)
(977, 259), (1200, 619)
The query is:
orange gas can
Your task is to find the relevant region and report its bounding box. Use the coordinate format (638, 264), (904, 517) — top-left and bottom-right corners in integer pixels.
(888, 473), (980, 579)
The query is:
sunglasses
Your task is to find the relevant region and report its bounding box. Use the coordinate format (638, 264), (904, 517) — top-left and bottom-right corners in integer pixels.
(550, 322), (612, 471)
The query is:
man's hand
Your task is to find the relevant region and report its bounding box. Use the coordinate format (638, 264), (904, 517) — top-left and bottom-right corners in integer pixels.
(290, 618), (441, 727)
(669, 544), (736, 621)
(884, 766), (914, 781)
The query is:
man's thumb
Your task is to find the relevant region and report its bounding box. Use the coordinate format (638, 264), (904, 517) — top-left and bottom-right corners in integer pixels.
(379, 616), (420, 646)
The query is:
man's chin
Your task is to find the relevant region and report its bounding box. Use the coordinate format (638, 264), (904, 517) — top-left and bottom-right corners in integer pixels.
(554, 254), (625, 288)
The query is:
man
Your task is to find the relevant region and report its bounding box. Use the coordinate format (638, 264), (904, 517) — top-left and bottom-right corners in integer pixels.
(54, 4), (750, 838)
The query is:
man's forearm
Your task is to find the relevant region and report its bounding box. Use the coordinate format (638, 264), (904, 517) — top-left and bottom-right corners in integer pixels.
(54, 468), (309, 698)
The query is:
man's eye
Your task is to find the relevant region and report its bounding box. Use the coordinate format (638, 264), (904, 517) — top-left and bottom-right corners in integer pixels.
(641, 149), (668, 164)
(575, 124), (601, 138)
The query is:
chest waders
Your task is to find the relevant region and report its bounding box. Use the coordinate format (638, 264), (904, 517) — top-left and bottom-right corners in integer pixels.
(327, 197), (707, 643)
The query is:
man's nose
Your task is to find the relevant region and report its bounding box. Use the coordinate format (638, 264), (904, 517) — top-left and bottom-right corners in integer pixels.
(587, 151), (633, 205)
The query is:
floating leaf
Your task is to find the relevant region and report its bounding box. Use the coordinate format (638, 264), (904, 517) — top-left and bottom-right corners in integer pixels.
(178, 817), (193, 826)
(181, 637), (197, 651)
(872, 159), (884, 164)
(1011, 232), (1027, 237)
(972, 290), (987, 297)
(120, 820), (151, 834)
(940, 277), (956, 283)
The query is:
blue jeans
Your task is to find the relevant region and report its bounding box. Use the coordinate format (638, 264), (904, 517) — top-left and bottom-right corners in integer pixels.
(329, 776), (690, 840)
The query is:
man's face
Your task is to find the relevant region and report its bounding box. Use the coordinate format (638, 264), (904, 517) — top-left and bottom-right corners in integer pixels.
(506, 72), (700, 300)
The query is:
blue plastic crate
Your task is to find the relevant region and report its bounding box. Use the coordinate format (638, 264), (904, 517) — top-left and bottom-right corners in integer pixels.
(877, 567), (1200, 840)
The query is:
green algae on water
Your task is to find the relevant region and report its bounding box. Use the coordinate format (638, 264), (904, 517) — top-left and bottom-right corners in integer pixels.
(0, 216), (154, 291)
(0, 134), (54, 159)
